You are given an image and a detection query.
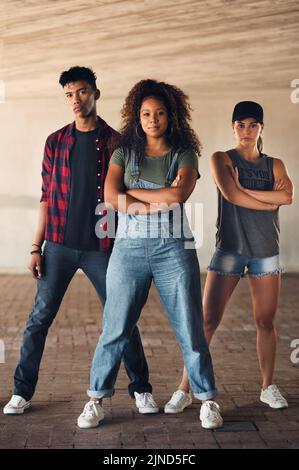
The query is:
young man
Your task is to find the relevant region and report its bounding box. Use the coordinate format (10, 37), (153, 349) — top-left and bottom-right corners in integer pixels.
(3, 66), (157, 416)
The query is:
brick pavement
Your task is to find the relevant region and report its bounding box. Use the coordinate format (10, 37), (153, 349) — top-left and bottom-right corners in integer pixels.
(0, 273), (298, 449)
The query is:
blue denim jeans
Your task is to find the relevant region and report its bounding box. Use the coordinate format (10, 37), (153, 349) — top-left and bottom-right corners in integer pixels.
(14, 241), (152, 401)
(88, 237), (217, 401)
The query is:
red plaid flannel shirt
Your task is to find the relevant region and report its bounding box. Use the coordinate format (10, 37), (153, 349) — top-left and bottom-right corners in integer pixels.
(40, 117), (119, 249)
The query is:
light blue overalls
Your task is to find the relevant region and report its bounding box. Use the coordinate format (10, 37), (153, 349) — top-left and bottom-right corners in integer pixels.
(88, 149), (217, 401)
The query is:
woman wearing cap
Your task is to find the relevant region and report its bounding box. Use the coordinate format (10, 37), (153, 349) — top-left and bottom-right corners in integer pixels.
(165, 101), (294, 414)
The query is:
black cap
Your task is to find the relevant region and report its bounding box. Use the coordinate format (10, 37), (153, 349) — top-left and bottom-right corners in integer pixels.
(232, 101), (263, 123)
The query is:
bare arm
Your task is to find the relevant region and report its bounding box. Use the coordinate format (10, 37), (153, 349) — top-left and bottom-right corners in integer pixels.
(236, 158), (294, 206)
(104, 164), (163, 214)
(28, 202), (47, 279)
(211, 152), (278, 211)
(127, 167), (198, 204)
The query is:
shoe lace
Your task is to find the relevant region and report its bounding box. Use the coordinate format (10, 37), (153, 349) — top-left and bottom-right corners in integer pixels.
(139, 393), (155, 407)
(269, 385), (283, 401)
(11, 396), (24, 406)
(83, 401), (98, 417)
(203, 401), (220, 419)
(170, 391), (186, 406)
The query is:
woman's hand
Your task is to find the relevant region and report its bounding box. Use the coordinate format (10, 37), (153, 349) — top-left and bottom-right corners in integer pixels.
(171, 175), (181, 187)
(149, 202), (170, 213)
(273, 179), (285, 191)
(267, 203), (279, 211)
(232, 166), (244, 191)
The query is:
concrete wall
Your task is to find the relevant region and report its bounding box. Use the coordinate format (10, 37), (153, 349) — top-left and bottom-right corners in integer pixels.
(0, 87), (298, 272)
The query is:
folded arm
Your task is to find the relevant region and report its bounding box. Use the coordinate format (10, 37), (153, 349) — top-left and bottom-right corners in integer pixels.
(104, 164), (164, 214)
(126, 167), (198, 204)
(211, 152), (278, 211)
(235, 158), (294, 206)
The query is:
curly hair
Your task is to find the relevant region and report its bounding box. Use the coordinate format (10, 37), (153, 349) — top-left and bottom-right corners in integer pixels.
(118, 79), (202, 158)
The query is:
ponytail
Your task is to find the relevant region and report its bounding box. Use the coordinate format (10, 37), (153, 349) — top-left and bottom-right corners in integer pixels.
(257, 135), (263, 153)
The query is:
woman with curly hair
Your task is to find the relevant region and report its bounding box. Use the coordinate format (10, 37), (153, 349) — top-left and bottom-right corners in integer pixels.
(77, 79), (223, 430)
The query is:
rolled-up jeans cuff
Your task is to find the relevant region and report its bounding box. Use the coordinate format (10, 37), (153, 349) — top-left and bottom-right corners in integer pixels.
(87, 388), (115, 399)
(193, 389), (217, 401)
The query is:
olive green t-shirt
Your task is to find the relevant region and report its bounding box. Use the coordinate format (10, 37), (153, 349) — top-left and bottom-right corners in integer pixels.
(110, 147), (200, 188)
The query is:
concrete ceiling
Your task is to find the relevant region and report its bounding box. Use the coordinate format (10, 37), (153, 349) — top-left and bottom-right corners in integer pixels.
(1, 0), (299, 100)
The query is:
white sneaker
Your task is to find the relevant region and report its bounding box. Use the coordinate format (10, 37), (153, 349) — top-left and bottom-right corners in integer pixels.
(134, 392), (159, 414)
(164, 390), (192, 414)
(77, 400), (105, 429)
(200, 400), (223, 429)
(260, 384), (288, 409)
(3, 395), (31, 415)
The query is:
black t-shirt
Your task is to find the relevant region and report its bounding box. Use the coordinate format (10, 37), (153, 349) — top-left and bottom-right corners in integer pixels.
(64, 128), (100, 250)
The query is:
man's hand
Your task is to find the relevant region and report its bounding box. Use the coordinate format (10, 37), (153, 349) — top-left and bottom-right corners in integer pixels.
(28, 253), (43, 279)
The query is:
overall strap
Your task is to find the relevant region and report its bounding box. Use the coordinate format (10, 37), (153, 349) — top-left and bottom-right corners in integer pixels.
(130, 148), (141, 182)
(165, 149), (181, 187)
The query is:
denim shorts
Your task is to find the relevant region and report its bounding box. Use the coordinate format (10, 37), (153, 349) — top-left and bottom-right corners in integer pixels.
(207, 247), (283, 278)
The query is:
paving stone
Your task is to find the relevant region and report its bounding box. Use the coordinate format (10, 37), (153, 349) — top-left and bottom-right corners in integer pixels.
(0, 273), (298, 449)
(214, 421), (257, 432)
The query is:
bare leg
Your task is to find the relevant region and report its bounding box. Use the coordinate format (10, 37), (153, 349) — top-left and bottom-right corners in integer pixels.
(178, 272), (240, 392)
(91, 398), (103, 404)
(247, 274), (281, 390)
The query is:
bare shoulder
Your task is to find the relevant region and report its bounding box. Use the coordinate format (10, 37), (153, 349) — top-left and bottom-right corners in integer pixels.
(211, 151), (231, 166)
(272, 157), (288, 172)
(272, 156), (285, 167)
(272, 157), (291, 179)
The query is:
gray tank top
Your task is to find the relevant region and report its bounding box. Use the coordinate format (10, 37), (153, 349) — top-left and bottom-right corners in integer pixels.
(215, 149), (280, 258)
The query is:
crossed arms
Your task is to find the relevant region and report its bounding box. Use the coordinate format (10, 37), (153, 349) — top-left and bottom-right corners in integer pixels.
(104, 153), (294, 215)
(211, 152), (294, 211)
(104, 164), (198, 214)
